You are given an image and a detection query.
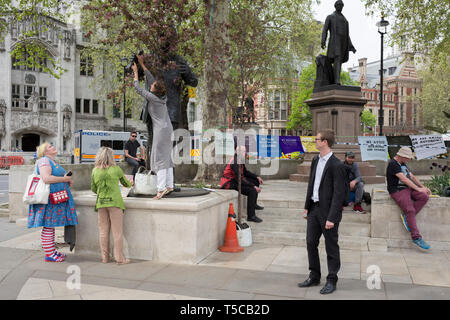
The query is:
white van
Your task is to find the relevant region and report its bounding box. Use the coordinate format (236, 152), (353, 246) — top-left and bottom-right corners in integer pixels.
(73, 130), (147, 163)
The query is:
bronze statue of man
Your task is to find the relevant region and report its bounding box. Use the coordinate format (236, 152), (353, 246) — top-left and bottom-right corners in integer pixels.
(321, 0), (356, 85)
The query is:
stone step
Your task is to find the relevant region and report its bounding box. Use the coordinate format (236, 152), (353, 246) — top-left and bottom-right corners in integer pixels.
(255, 207), (371, 223)
(289, 173), (309, 182)
(247, 218), (371, 237)
(363, 176), (386, 184)
(290, 173), (385, 185)
(258, 199), (304, 209)
(251, 230), (370, 251)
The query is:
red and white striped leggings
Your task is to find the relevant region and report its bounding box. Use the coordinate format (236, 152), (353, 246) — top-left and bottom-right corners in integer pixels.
(41, 227), (56, 257)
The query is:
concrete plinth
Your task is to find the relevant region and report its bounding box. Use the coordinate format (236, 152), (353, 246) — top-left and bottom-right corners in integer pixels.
(371, 189), (450, 250)
(73, 189), (238, 264)
(306, 85), (367, 144)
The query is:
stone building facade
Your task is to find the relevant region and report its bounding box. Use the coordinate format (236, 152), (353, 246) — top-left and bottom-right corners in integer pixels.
(348, 52), (423, 135)
(0, 15), (147, 155)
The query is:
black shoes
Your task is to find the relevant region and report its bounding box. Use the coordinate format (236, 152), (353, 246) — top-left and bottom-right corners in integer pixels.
(319, 281), (337, 295)
(255, 204), (264, 210)
(247, 216), (263, 223)
(298, 277), (320, 288)
(298, 278), (337, 294)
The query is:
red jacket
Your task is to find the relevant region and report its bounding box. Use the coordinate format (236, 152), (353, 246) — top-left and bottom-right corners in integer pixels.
(220, 155), (257, 189)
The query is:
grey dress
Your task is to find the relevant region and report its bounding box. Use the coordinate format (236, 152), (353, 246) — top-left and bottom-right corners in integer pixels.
(134, 70), (174, 172)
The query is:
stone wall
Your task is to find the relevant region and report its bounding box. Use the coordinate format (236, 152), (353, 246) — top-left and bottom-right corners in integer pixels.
(74, 189), (238, 264)
(368, 159), (449, 176)
(371, 189), (450, 250)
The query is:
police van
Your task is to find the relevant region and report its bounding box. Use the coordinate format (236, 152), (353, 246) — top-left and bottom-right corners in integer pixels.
(73, 130), (147, 163)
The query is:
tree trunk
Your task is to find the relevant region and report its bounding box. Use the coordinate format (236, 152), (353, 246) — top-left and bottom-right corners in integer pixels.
(194, 0), (230, 184)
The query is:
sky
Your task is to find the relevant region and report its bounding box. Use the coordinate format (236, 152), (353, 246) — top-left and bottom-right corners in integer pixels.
(312, 0), (392, 70)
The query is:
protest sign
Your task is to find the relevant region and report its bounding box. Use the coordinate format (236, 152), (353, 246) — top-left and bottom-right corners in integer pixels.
(358, 136), (388, 161)
(279, 136), (304, 159)
(257, 135), (281, 158)
(410, 135), (447, 160)
(300, 136), (319, 152)
(215, 132), (234, 156)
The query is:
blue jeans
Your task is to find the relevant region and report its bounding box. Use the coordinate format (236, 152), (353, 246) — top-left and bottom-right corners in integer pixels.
(125, 157), (146, 177)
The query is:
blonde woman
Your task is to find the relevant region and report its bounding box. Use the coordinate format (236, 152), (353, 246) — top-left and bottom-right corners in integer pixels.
(91, 147), (132, 264)
(28, 142), (77, 262)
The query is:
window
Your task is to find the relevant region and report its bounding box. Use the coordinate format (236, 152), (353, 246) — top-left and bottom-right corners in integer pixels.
(92, 100), (98, 114)
(38, 57), (47, 73)
(112, 98), (121, 118)
(400, 104), (404, 124)
(413, 105), (417, 127)
(83, 99), (90, 114)
(76, 99), (81, 113)
(100, 140), (112, 148)
(39, 87), (47, 109)
(24, 86), (34, 108)
(11, 56), (20, 70)
(80, 52), (93, 76)
(400, 87), (404, 96)
(11, 84), (21, 107)
(414, 88), (417, 96)
(268, 89), (288, 121)
(384, 94), (387, 101)
(112, 140), (124, 150)
(370, 92), (373, 100)
(389, 110), (395, 126)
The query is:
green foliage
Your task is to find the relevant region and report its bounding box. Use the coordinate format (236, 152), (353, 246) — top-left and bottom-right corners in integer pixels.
(0, 0), (73, 78)
(287, 62), (357, 133)
(418, 51), (450, 133)
(361, 108), (376, 133)
(362, 0), (449, 61)
(424, 171), (450, 197)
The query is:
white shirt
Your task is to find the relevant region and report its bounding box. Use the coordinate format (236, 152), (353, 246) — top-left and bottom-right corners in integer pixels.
(311, 151), (333, 202)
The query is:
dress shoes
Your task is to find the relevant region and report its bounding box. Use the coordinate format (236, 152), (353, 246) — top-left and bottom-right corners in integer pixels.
(297, 277), (320, 288)
(319, 281), (337, 294)
(247, 216), (263, 223)
(255, 204), (264, 210)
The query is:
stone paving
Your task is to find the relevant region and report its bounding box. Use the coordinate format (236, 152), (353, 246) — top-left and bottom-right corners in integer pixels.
(1, 179), (450, 300)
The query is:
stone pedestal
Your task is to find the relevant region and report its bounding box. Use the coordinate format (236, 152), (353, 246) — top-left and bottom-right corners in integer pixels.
(290, 85), (385, 184)
(74, 190), (238, 264)
(306, 85), (367, 144)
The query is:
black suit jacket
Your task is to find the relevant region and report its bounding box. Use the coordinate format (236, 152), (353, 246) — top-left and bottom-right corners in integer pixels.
(304, 154), (347, 224)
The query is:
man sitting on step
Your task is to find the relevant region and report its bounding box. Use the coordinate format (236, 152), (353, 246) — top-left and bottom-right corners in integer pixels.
(220, 145), (264, 223)
(343, 151), (365, 213)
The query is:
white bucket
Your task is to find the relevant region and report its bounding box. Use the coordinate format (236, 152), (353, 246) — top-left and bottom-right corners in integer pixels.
(237, 223), (252, 247)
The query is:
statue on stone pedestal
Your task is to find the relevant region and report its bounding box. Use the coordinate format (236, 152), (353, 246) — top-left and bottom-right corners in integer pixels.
(320, 0), (356, 85)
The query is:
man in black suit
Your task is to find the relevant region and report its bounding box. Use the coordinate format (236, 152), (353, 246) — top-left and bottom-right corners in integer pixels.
(298, 129), (347, 294)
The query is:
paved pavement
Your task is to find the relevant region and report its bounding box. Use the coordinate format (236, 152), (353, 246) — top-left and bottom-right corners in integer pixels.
(0, 179), (449, 300)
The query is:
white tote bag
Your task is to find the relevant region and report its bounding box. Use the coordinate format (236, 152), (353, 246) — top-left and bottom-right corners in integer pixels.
(133, 167), (158, 195)
(237, 223), (252, 247)
(23, 166), (50, 205)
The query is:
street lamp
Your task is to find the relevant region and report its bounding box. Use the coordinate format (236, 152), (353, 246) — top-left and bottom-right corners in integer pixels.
(376, 15), (389, 136)
(120, 56), (128, 132)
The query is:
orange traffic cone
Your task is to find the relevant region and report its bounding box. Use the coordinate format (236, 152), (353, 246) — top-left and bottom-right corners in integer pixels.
(219, 203), (244, 253)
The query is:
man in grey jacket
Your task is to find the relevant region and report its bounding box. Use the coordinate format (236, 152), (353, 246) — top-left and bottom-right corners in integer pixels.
(343, 151), (365, 213)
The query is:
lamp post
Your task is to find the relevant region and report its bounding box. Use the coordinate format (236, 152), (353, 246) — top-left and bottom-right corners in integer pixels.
(120, 57), (128, 132)
(376, 15), (389, 136)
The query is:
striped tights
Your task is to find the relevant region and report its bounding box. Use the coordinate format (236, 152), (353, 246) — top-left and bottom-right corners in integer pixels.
(41, 227), (64, 261)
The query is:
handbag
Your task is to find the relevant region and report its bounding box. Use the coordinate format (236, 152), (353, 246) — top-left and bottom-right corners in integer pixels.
(49, 185), (69, 204)
(23, 165), (50, 205)
(133, 166), (158, 195)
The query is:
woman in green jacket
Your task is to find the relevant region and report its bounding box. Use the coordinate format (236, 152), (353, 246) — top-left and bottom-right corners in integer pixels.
(91, 147), (132, 264)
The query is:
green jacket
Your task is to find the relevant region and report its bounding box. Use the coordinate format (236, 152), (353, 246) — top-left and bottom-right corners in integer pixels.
(91, 166), (132, 211)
